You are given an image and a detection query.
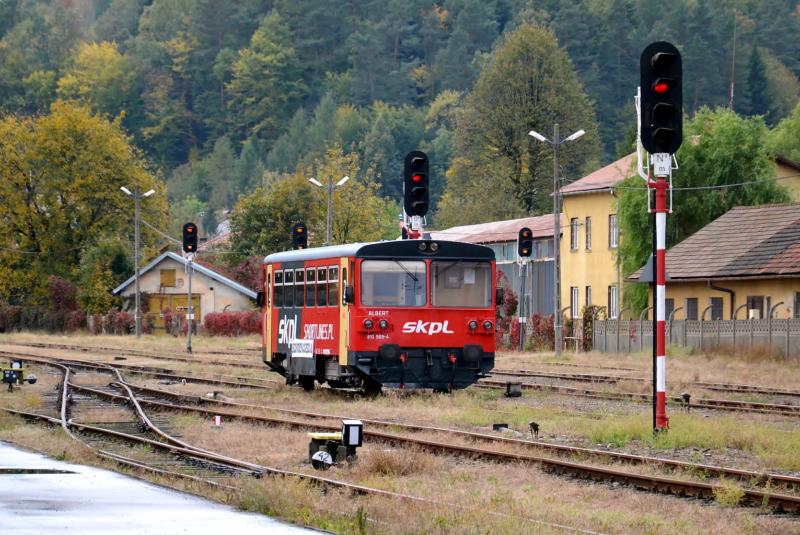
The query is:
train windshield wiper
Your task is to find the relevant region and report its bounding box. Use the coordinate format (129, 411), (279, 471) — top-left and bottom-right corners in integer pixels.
(390, 257), (418, 282)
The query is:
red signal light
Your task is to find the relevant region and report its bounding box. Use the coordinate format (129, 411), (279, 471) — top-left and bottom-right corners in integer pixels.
(187, 228), (193, 233)
(654, 82), (669, 94)
(412, 173), (423, 182)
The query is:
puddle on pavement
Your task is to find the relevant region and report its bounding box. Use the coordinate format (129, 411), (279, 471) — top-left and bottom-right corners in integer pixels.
(0, 468), (76, 475)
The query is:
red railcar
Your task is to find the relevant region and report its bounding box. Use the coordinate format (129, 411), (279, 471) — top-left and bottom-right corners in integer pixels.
(261, 239), (499, 392)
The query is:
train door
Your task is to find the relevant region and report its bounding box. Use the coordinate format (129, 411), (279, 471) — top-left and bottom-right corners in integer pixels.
(264, 264), (273, 362)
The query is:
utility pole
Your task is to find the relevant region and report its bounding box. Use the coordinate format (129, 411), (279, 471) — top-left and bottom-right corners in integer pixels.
(121, 186), (155, 338)
(309, 176), (350, 245)
(529, 126), (585, 355)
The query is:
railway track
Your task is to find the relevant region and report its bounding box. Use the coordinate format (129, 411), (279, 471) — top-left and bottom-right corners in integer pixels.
(493, 368), (800, 399)
(19, 355), (796, 514)
(478, 379), (800, 418)
(112, 379), (800, 492)
(7, 356), (608, 534)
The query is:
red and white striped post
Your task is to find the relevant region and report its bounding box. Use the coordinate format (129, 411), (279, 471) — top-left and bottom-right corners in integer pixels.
(652, 155), (670, 431)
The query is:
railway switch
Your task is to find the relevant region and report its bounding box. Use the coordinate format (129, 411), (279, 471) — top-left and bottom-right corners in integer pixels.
(2, 360), (36, 392)
(308, 420), (364, 470)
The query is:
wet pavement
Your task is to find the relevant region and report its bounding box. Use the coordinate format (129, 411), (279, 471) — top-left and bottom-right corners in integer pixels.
(0, 440), (315, 534)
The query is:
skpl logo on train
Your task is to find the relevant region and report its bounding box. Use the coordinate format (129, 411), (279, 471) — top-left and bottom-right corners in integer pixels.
(259, 240), (501, 393)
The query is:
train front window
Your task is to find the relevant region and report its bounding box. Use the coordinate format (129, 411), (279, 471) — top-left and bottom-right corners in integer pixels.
(360, 260), (427, 307)
(431, 261), (492, 308)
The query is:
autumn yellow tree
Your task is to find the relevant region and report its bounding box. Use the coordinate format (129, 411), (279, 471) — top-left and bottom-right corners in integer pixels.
(0, 101), (168, 305)
(310, 146), (398, 245)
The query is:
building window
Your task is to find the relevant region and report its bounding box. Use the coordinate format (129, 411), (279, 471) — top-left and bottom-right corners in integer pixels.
(160, 269), (176, 287)
(766, 295), (772, 318)
(608, 214), (618, 248)
(709, 297), (723, 320)
(570, 218), (579, 251)
(586, 286), (592, 308)
(608, 286), (618, 319)
(686, 298), (698, 320)
(665, 298), (675, 320)
(585, 217), (592, 250)
(571, 287), (579, 318)
(746, 296), (763, 319)
(795, 292), (800, 319)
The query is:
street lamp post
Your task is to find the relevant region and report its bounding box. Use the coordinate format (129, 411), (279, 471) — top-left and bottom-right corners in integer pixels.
(529, 126), (585, 355)
(309, 176), (350, 245)
(121, 186), (155, 338)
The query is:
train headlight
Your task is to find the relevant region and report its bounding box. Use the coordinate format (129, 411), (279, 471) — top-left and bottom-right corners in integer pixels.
(483, 320), (493, 331)
(468, 320), (478, 331)
(378, 319), (389, 330)
(429, 242), (439, 252)
(364, 319), (374, 330)
(417, 242), (427, 251)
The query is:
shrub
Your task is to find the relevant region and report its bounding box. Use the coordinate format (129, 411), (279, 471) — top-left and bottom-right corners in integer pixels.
(47, 275), (77, 311)
(65, 311), (87, 332)
(0, 306), (23, 332)
(529, 312), (556, 351)
(203, 311), (261, 337)
(162, 307), (181, 336)
(142, 312), (156, 335)
(91, 314), (103, 335)
(114, 310), (135, 335)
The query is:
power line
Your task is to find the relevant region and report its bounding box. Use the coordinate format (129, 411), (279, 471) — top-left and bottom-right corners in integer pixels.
(614, 171), (800, 191)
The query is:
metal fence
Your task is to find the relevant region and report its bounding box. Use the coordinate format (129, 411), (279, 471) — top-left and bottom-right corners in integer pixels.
(498, 259), (555, 317)
(592, 317), (800, 356)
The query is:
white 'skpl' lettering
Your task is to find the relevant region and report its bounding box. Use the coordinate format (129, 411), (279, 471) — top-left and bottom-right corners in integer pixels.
(278, 315), (298, 344)
(402, 320), (454, 335)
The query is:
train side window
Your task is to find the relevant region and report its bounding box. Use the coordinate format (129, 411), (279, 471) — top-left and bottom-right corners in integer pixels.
(306, 268), (315, 307)
(295, 269), (305, 307)
(328, 266), (339, 307)
(273, 270), (284, 308)
(284, 270), (294, 308)
(317, 267), (327, 307)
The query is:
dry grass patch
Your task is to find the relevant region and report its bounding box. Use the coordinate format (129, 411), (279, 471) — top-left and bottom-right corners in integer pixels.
(350, 445), (444, 479)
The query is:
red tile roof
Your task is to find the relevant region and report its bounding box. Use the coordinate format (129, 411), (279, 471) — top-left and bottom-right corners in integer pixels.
(627, 203), (800, 281)
(560, 153), (636, 195)
(430, 214), (559, 244)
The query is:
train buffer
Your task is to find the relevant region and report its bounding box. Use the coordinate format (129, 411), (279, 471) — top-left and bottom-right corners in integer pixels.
(308, 419), (363, 470)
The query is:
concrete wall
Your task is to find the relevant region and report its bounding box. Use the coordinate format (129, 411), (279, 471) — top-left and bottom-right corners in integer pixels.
(117, 257), (255, 322)
(560, 190), (620, 317)
(646, 278), (799, 320)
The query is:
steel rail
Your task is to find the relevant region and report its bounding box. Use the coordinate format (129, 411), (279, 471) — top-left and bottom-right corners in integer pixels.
(493, 369), (800, 398)
(477, 380), (800, 417)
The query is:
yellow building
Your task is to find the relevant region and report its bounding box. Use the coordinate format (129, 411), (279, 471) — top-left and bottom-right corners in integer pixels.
(627, 204), (800, 320)
(775, 155), (800, 201)
(559, 154), (636, 319)
(113, 252), (257, 331)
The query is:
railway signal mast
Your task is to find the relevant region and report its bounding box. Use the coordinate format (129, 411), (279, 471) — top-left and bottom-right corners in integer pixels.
(403, 151), (430, 238)
(517, 228), (533, 350)
(638, 41), (682, 432)
(182, 222), (198, 353)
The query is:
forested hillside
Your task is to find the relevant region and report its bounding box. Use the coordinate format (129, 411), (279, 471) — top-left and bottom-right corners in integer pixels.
(2, 0), (800, 232)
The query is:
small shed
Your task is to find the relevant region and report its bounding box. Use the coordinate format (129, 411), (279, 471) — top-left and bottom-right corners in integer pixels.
(113, 252), (257, 329)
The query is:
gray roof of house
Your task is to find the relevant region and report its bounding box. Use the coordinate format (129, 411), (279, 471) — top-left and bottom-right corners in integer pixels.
(112, 252), (257, 298)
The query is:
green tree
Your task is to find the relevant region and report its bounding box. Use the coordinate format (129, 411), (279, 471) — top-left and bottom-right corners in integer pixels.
(74, 241), (133, 314)
(438, 22), (601, 227)
(747, 46), (768, 117)
(770, 100), (800, 162)
(619, 108), (791, 312)
(227, 173), (320, 264)
(226, 10), (306, 141)
(0, 100), (167, 304)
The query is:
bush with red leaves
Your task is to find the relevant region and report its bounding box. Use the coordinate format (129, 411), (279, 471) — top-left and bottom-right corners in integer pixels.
(203, 311), (261, 337)
(494, 270), (518, 349)
(47, 276), (77, 311)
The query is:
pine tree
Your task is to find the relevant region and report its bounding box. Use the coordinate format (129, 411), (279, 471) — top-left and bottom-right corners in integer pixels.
(747, 46), (769, 117)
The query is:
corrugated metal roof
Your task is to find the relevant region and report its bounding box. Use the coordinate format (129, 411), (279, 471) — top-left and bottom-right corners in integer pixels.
(560, 153), (636, 195)
(429, 214), (559, 244)
(627, 203), (800, 281)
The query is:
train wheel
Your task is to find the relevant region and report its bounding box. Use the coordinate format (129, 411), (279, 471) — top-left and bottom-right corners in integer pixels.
(299, 376), (315, 391)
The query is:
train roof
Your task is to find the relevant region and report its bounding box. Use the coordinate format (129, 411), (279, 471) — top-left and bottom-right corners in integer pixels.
(264, 240), (494, 264)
